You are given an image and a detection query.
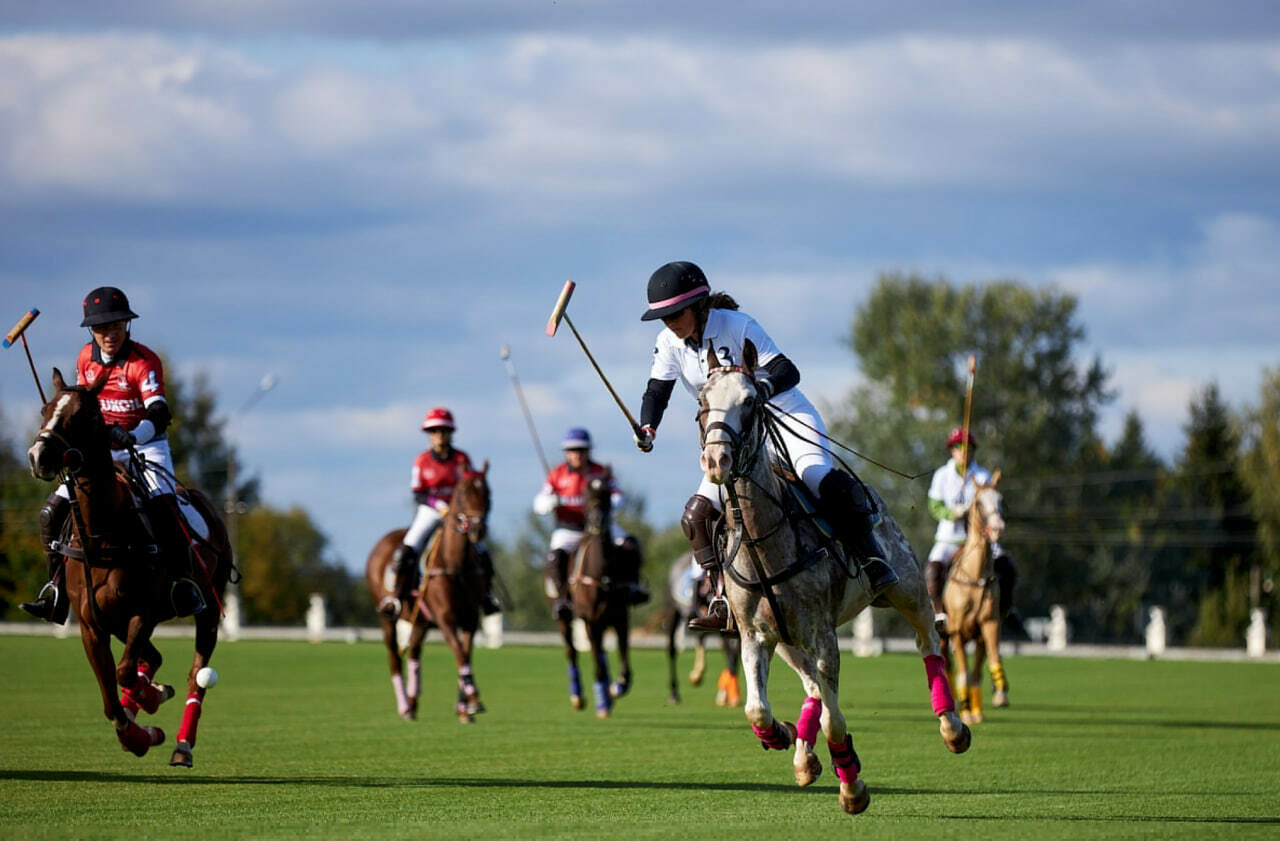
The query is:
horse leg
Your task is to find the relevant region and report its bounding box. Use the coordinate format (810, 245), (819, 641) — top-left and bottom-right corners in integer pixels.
(981, 617), (1009, 708)
(380, 616), (412, 719)
(722, 636), (742, 707)
(774, 642), (824, 790)
(689, 637), (707, 687)
(889, 584), (970, 753)
(120, 627), (174, 717)
(435, 619), (479, 723)
(968, 639), (986, 724)
(589, 624), (612, 718)
(558, 616), (584, 710)
(741, 635), (792, 752)
(80, 622), (161, 758)
(609, 608), (632, 700)
(407, 625), (427, 720)
(169, 603), (220, 767)
(666, 609), (681, 704)
(458, 629), (484, 717)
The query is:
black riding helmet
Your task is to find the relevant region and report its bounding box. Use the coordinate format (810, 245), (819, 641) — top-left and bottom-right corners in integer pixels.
(640, 261), (710, 321)
(81, 286), (139, 327)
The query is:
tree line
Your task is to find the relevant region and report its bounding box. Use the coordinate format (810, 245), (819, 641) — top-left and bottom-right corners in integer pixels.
(3, 274), (1276, 646)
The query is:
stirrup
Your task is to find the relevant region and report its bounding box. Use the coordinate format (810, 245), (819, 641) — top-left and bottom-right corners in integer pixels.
(20, 581), (68, 624)
(688, 597), (731, 633)
(170, 578), (206, 617)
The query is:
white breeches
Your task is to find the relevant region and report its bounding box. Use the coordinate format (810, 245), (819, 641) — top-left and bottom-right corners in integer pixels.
(549, 524), (628, 555)
(403, 504), (444, 552)
(928, 540), (1006, 564)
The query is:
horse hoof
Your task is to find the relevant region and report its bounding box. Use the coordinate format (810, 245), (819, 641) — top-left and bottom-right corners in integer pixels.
(595, 708), (611, 720)
(570, 695), (584, 711)
(118, 722), (160, 757)
(399, 710), (416, 722)
(840, 779), (870, 815)
(993, 690), (1009, 708)
(714, 690), (727, 706)
(941, 718), (972, 754)
(169, 741), (193, 768)
(467, 701), (486, 715)
(688, 670), (704, 687)
(458, 714), (475, 724)
(609, 681), (629, 699)
(667, 694), (681, 705)
(794, 750), (822, 788)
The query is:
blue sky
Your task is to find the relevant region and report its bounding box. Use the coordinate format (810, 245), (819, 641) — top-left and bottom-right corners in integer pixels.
(2, 3), (1277, 572)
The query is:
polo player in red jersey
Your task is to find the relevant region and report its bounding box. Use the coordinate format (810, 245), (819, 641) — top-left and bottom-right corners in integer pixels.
(22, 286), (206, 623)
(380, 407), (501, 618)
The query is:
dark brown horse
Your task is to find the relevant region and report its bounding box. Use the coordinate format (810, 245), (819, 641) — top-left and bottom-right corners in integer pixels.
(26, 369), (232, 766)
(665, 552), (741, 706)
(365, 463), (491, 723)
(548, 473), (637, 718)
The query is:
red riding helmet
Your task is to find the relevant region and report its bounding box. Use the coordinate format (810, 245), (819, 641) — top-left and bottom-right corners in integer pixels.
(422, 407), (456, 432)
(946, 427), (977, 450)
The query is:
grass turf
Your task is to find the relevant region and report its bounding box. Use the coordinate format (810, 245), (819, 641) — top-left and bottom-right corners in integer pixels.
(0, 634), (1277, 840)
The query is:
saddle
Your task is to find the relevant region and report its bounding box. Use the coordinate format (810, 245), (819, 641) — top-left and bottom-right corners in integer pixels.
(50, 466), (164, 566)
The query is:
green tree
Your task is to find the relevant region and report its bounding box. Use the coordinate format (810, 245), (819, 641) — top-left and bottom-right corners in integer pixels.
(1238, 368), (1279, 640)
(834, 272), (1114, 637)
(0, 409), (49, 617)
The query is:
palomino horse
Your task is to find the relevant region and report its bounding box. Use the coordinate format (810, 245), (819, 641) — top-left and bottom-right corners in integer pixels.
(697, 342), (970, 816)
(943, 472), (1009, 723)
(548, 474), (636, 717)
(26, 369), (232, 767)
(366, 463), (491, 723)
(665, 552), (741, 706)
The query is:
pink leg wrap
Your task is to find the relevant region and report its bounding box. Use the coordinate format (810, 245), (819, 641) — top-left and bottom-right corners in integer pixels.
(924, 654), (955, 716)
(796, 696), (822, 745)
(392, 674), (410, 715)
(177, 691), (203, 746)
(407, 660), (421, 699)
(827, 734), (861, 785)
(752, 720), (793, 751)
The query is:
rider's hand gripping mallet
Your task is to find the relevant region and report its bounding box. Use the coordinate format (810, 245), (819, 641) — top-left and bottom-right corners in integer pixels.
(501, 344), (552, 476)
(544, 280), (642, 436)
(4, 308), (47, 405)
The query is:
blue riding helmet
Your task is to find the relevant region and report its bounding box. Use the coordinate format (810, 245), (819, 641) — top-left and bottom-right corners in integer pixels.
(562, 427), (592, 450)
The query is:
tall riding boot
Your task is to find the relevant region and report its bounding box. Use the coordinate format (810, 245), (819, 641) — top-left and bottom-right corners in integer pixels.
(148, 494), (206, 617)
(20, 494), (72, 624)
(474, 544), (502, 615)
(546, 549), (571, 620)
(925, 560), (949, 637)
(816, 470), (899, 598)
(617, 536), (650, 606)
(381, 543), (418, 617)
(994, 553), (1026, 637)
(682, 494), (731, 632)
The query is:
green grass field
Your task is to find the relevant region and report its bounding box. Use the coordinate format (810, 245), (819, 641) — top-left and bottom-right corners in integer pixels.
(1, 635), (1277, 840)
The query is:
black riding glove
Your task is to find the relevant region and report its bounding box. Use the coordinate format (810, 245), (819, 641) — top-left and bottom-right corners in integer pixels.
(108, 425), (136, 450)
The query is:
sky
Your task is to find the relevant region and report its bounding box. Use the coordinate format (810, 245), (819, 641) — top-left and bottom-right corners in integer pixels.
(1, 2), (1277, 573)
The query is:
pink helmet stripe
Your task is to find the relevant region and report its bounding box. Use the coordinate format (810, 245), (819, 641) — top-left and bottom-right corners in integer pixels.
(648, 284), (709, 311)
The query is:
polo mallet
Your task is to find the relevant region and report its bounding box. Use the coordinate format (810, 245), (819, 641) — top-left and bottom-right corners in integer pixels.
(544, 280), (642, 436)
(5, 308), (47, 405)
(959, 354), (977, 478)
(501, 344), (552, 476)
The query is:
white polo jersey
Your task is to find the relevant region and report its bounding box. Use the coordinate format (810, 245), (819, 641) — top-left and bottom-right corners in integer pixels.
(928, 458), (992, 545)
(649, 308), (814, 418)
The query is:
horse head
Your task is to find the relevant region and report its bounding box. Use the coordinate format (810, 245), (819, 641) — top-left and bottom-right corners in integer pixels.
(584, 471), (614, 532)
(972, 469), (1005, 542)
(452, 460), (491, 543)
(28, 367), (108, 481)
(697, 339), (763, 484)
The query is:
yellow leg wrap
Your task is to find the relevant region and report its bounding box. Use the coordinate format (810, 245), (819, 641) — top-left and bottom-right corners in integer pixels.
(989, 662), (1008, 692)
(969, 685), (983, 717)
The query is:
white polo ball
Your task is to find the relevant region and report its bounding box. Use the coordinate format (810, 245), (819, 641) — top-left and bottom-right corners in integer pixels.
(195, 667), (219, 689)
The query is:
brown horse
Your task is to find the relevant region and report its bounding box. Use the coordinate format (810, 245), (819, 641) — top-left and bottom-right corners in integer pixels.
(697, 342), (969, 816)
(26, 368), (232, 767)
(548, 473), (636, 718)
(665, 552), (741, 706)
(365, 463), (491, 723)
(942, 471), (1009, 723)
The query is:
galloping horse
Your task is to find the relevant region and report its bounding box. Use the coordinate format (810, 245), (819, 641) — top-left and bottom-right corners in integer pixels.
(942, 472), (1009, 723)
(26, 369), (232, 766)
(549, 473), (636, 717)
(365, 463), (491, 723)
(696, 342), (969, 815)
(665, 553), (741, 706)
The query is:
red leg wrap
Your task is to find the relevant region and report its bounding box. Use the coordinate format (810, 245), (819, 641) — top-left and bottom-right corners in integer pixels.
(827, 734), (861, 785)
(177, 691), (203, 746)
(796, 696), (822, 745)
(924, 653), (955, 716)
(752, 719), (793, 751)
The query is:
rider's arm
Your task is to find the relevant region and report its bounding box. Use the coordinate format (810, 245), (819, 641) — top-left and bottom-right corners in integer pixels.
(129, 397), (170, 446)
(928, 496), (957, 522)
(640, 377), (676, 430)
(532, 476), (558, 516)
(757, 355), (799, 399)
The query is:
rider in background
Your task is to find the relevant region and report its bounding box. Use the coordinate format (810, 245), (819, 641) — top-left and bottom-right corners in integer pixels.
(534, 427), (648, 618)
(381, 407), (500, 618)
(632, 261), (897, 632)
(21, 287), (205, 623)
(925, 427), (1020, 635)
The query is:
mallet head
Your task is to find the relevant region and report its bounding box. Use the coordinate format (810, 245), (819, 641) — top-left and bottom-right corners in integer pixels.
(4, 308), (39, 349)
(545, 280), (576, 337)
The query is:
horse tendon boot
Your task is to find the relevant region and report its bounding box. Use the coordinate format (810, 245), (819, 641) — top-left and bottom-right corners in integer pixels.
(683, 494), (731, 633)
(20, 493), (71, 624)
(817, 471), (898, 599)
(147, 494), (206, 617)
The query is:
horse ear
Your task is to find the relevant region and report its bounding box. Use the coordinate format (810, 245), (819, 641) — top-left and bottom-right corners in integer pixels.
(706, 341), (719, 371)
(481, 459), (489, 475)
(51, 367), (66, 393)
(990, 468), (1001, 488)
(742, 338), (758, 372)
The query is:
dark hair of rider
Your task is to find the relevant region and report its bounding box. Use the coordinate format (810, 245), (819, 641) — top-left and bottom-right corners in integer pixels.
(705, 292), (739, 311)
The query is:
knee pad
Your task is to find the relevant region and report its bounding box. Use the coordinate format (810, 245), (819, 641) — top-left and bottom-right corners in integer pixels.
(40, 494), (70, 533)
(681, 495), (718, 567)
(924, 560), (948, 600)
